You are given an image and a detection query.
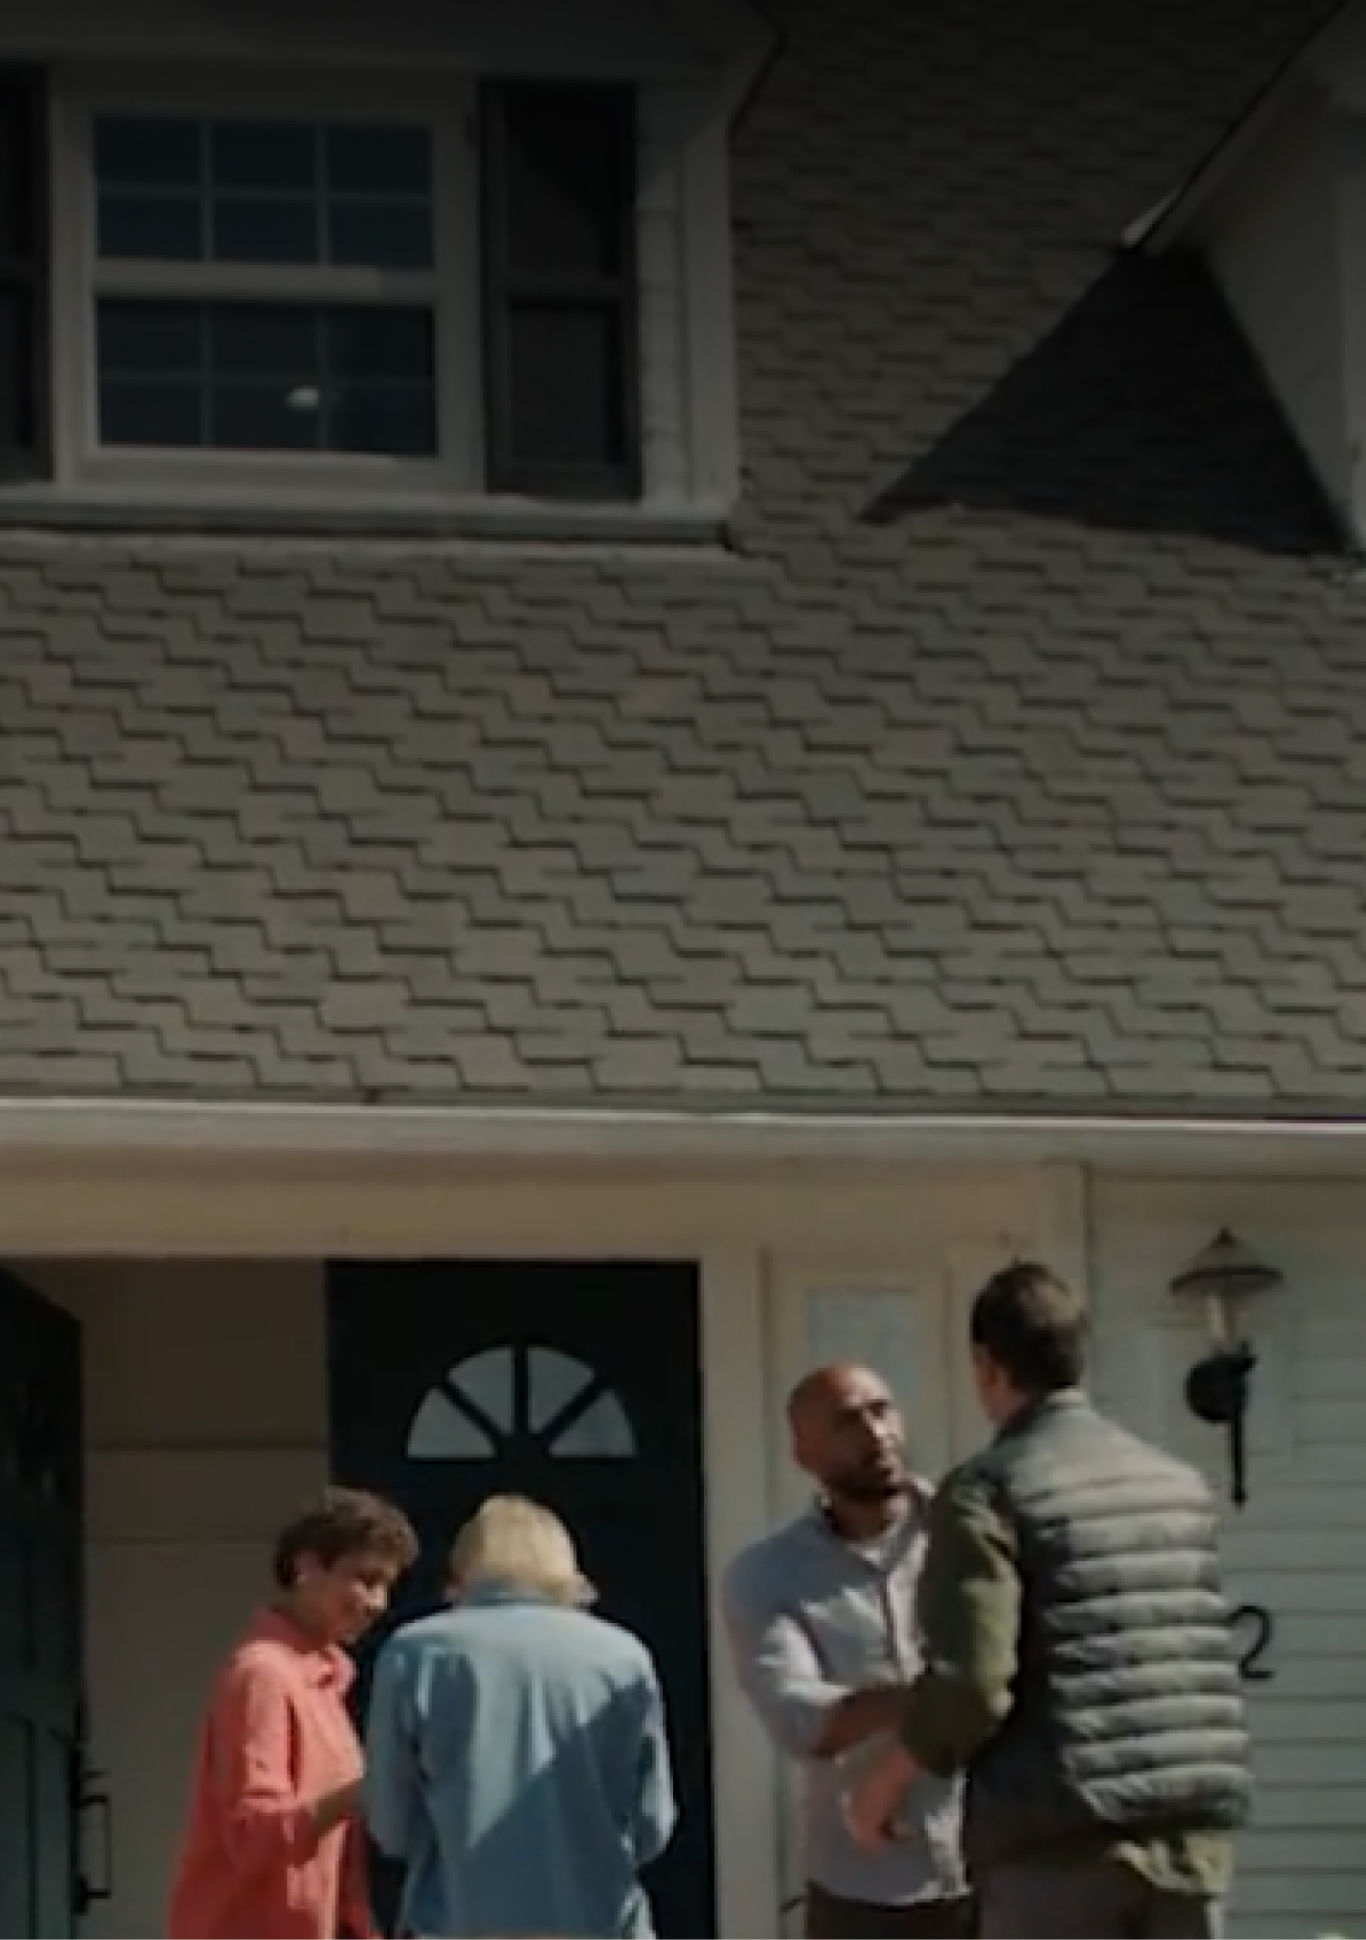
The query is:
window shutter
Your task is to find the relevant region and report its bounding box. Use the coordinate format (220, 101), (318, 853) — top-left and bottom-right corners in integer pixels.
(480, 80), (640, 501)
(0, 70), (47, 477)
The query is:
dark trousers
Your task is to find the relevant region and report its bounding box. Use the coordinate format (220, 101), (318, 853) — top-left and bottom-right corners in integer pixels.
(805, 1881), (975, 1939)
(976, 1858), (1222, 1938)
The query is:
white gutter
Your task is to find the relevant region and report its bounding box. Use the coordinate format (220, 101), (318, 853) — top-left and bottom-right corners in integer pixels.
(0, 1098), (1363, 1173)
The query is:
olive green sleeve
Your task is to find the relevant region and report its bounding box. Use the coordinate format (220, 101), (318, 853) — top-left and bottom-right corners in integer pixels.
(898, 1468), (1021, 1775)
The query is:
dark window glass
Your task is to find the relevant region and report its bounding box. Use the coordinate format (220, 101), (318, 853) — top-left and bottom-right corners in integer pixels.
(507, 304), (627, 470)
(0, 286), (33, 451)
(326, 199), (431, 270)
(98, 191), (202, 261)
(211, 303), (316, 380)
(481, 81), (639, 499)
(325, 125), (431, 196)
(96, 298), (436, 456)
(94, 115), (201, 189)
(210, 379), (318, 450)
(326, 304), (431, 378)
(210, 120), (315, 193)
(94, 115), (432, 271)
(0, 77), (36, 260)
(210, 195), (318, 264)
(101, 378), (202, 447)
(502, 88), (630, 279)
(98, 299), (200, 375)
(329, 383), (435, 456)
(0, 72), (46, 471)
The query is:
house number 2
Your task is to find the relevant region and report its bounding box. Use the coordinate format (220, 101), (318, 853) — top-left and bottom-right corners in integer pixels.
(1230, 1603), (1275, 1682)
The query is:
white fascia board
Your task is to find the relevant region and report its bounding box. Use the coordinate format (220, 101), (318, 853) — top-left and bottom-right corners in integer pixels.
(0, 1099), (1365, 1176)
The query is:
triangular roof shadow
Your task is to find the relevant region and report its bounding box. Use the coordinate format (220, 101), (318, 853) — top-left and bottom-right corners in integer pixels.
(860, 253), (1341, 557)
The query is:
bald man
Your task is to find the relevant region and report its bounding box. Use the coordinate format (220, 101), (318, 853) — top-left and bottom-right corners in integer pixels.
(721, 1365), (968, 1939)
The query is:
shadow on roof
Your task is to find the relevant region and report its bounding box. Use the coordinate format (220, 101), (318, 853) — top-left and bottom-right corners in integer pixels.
(861, 253), (1342, 557)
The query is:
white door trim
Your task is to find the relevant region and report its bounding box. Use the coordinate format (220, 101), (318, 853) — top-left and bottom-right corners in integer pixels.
(700, 1247), (780, 1936)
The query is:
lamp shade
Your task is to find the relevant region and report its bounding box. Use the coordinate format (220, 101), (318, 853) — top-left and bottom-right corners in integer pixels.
(1169, 1228), (1283, 1303)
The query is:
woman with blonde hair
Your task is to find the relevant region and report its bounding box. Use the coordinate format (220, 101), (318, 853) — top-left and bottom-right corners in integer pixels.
(364, 1494), (677, 1938)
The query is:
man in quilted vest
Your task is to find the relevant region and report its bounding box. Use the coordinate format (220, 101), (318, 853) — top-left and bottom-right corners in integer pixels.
(847, 1263), (1250, 1939)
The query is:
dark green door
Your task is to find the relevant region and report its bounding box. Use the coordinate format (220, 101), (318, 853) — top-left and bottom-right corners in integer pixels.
(0, 1271), (84, 1939)
(327, 1259), (716, 1938)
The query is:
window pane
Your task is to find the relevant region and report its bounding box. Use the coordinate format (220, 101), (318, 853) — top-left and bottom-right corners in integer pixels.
(325, 307), (436, 455)
(211, 194), (318, 264)
(98, 299), (200, 375)
(331, 383), (436, 456)
(210, 120), (315, 192)
(500, 86), (634, 278)
(506, 302), (627, 470)
(326, 198), (432, 270)
(210, 379), (319, 450)
(324, 305), (432, 380)
(94, 115), (439, 270)
(209, 304), (320, 445)
(100, 379), (203, 446)
(326, 124), (431, 196)
(94, 116), (201, 189)
(0, 81), (36, 260)
(98, 191), (203, 260)
(0, 287), (33, 450)
(211, 304), (316, 378)
(96, 298), (436, 457)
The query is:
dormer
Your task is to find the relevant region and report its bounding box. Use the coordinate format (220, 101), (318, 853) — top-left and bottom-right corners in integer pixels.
(1135, 3), (1366, 549)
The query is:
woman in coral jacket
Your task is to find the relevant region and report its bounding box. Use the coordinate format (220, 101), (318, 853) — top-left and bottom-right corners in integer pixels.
(167, 1486), (418, 1940)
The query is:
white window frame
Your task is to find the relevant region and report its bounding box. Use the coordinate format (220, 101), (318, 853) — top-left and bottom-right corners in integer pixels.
(1336, 120), (1366, 546)
(38, 62), (741, 522)
(49, 67), (485, 501)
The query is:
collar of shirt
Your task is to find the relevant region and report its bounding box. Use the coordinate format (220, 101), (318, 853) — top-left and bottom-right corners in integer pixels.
(807, 1476), (933, 1572)
(249, 1605), (356, 1695)
(994, 1385), (1088, 1443)
(457, 1582), (566, 1613)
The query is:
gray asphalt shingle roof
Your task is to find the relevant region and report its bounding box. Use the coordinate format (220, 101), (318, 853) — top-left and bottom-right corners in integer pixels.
(1, 0), (1362, 1115)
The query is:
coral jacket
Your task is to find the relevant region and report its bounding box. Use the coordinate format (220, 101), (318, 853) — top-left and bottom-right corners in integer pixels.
(167, 1606), (375, 1938)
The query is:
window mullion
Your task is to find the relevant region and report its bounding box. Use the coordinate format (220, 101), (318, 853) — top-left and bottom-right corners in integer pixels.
(316, 307), (330, 453)
(90, 260), (438, 305)
(197, 302), (210, 450)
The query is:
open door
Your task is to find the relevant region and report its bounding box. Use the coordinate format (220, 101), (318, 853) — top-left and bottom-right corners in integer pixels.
(0, 1271), (87, 1938)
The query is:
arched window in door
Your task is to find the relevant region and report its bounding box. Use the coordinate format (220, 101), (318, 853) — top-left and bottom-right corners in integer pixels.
(406, 1345), (636, 1461)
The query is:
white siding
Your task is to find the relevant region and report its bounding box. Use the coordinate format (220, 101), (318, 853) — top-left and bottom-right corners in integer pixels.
(1091, 1177), (1366, 1940)
(1200, 109), (1348, 523)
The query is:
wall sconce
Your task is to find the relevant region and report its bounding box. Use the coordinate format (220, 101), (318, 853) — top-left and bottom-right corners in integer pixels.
(1169, 1228), (1283, 1510)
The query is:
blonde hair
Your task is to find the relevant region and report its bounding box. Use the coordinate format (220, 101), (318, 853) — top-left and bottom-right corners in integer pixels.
(449, 1494), (595, 1607)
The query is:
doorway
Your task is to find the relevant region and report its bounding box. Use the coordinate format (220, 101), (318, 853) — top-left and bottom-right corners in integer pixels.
(327, 1258), (716, 1937)
(0, 1270), (85, 1939)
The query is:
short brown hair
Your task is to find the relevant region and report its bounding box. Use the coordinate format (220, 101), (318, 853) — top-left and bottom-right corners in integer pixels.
(970, 1262), (1088, 1394)
(272, 1486), (419, 1589)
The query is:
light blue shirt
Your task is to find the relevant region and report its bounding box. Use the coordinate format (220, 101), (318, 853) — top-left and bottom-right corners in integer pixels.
(722, 1493), (965, 1907)
(364, 1586), (678, 1938)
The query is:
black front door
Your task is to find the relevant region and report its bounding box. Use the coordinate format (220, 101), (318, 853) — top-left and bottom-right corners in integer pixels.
(0, 1271), (84, 1939)
(327, 1259), (716, 1938)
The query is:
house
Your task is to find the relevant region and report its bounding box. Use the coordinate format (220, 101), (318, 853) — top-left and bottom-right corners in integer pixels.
(2, 0), (1366, 1933)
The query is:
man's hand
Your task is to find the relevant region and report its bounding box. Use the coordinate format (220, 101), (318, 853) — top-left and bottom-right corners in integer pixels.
(844, 1742), (920, 1850)
(812, 1683), (911, 1759)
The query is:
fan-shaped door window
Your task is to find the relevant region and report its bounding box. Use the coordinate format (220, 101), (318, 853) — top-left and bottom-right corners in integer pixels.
(407, 1345), (636, 1461)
